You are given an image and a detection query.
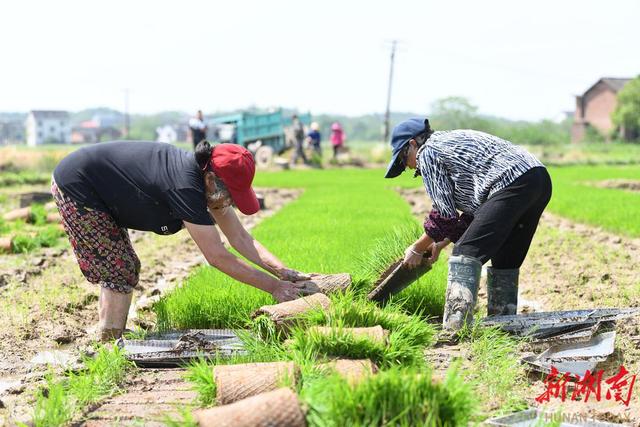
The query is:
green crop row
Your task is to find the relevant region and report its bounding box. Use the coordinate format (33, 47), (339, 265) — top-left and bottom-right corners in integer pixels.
(547, 165), (640, 237)
(394, 163), (640, 238)
(155, 168), (525, 425)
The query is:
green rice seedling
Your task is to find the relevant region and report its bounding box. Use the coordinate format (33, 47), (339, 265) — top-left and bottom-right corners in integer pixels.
(8, 226), (63, 253)
(29, 345), (134, 426)
(154, 266), (274, 330)
(393, 258), (448, 318)
(547, 165), (640, 237)
(184, 335), (292, 407)
(164, 408), (199, 427)
(185, 357), (217, 407)
(29, 204), (48, 226)
(303, 292), (436, 349)
(355, 221), (423, 287)
(301, 363), (476, 427)
(459, 322), (528, 418)
(248, 314), (280, 342)
(354, 221), (449, 318)
(288, 322), (425, 369)
(36, 225), (64, 247)
(31, 374), (72, 427)
(11, 233), (38, 253)
(67, 344), (135, 406)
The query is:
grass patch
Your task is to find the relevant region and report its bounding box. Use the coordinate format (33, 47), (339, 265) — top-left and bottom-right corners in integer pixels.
(288, 324), (423, 369)
(11, 226), (64, 253)
(154, 266), (274, 330)
(547, 165), (640, 237)
(460, 323), (528, 419)
(303, 292), (436, 350)
(30, 345), (134, 427)
(301, 364), (476, 427)
(156, 169), (447, 328)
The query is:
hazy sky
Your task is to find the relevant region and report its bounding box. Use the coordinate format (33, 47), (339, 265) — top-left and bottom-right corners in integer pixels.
(1, 0), (638, 120)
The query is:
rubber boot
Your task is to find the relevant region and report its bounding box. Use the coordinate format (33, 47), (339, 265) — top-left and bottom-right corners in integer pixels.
(442, 255), (482, 332)
(486, 267), (519, 316)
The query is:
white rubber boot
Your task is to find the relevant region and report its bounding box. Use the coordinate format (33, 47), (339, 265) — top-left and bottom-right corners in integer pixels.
(442, 255), (482, 332)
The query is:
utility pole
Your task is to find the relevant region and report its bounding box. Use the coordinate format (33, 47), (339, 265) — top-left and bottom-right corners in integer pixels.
(123, 88), (130, 139)
(383, 40), (397, 143)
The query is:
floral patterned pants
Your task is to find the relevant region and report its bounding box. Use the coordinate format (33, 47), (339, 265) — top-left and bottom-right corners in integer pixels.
(51, 179), (140, 293)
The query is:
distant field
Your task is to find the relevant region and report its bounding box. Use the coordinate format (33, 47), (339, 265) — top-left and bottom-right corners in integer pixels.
(547, 165), (640, 237)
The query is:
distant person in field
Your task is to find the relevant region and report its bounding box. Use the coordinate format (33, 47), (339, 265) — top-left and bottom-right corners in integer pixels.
(52, 140), (311, 341)
(290, 114), (309, 165)
(385, 118), (551, 334)
(189, 110), (208, 149)
(306, 122), (322, 158)
(330, 122), (345, 159)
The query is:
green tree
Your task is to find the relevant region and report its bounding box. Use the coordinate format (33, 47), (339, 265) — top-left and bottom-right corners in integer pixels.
(612, 75), (640, 141)
(430, 96), (480, 130)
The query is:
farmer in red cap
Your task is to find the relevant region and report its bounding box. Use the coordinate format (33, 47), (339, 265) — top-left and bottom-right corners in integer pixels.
(52, 140), (310, 341)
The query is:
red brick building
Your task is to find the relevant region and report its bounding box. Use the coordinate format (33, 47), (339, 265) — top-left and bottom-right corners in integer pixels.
(571, 77), (631, 143)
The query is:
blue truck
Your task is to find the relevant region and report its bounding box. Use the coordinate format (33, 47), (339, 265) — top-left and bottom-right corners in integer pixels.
(209, 109), (311, 166)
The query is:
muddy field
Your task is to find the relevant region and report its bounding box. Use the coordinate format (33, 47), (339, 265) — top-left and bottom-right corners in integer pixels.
(401, 187), (640, 425)
(2, 175), (640, 426)
(0, 187), (300, 425)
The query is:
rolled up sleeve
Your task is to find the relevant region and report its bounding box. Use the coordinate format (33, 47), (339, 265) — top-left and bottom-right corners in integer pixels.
(424, 210), (474, 243)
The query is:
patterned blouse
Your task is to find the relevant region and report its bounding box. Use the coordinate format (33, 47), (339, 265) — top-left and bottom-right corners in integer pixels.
(416, 129), (544, 243)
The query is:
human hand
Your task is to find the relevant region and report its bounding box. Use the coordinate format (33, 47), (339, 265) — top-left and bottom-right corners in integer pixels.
(272, 280), (306, 303)
(403, 245), (425, 269)
(427, 240), (448, 264)
(276, 268), (311, 282)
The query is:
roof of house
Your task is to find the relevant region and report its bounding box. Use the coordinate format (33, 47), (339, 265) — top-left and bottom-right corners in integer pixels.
(583, 78), (632, 98)
(29, 110), (70, 119)
(601, 77), (632, 91)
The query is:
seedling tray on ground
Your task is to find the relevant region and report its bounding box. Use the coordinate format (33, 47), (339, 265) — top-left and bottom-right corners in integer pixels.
(120, 329), (247, 367)
(367, 257), (431, 304)
(481, 308), (639, 341)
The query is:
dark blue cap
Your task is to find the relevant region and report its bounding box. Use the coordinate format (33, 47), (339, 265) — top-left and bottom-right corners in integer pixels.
(384, 117), (429, 178)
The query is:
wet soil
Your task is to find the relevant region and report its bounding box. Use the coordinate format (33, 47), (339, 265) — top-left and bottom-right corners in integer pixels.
(398, 187), (640, 424)
(0, 187), (300, 425)
(594, 179), (640, 192)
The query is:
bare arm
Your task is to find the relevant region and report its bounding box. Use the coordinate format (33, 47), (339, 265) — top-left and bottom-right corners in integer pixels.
(211, 207), (300, 279)
(183, 220), (302, 302)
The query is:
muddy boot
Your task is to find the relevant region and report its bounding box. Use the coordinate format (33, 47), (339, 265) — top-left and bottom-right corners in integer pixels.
(442, 255), (482, 332)
(486, 267), (519, 316)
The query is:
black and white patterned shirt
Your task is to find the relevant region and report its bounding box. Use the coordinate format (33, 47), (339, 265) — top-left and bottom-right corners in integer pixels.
(417, 129), (544, 219)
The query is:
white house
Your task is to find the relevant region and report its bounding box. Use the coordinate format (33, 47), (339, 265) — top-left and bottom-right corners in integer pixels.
(26, 110), (71, 146)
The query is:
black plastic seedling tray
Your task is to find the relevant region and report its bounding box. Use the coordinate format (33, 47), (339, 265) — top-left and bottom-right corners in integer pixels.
(367, 257), (432, 304)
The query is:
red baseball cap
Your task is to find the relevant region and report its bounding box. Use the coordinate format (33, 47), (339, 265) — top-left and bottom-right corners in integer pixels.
(209, 144), (260, 215)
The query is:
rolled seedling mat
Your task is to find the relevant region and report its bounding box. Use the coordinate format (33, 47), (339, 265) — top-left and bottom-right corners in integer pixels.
(309, 325), (389, 345)
(254, 293), (331, 332)
(214, 361), (299, 405)
(296, 273), (352, 295)
(319, 359), (377, 384)
(194, 387), (306, 427)
(367, 255), (432, 304)
(0, 237), (12, 253)
(2, 207), (31, 222)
